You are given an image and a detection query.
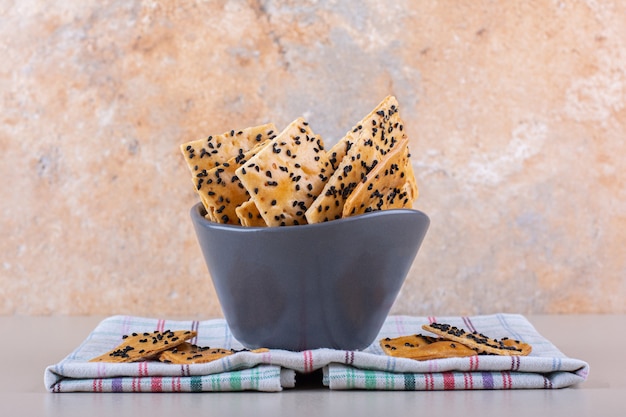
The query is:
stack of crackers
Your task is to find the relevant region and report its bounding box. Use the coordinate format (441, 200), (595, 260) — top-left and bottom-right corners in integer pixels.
(90, 330), (267, 364)
(180, 96), (419, 227)
(380, 322), (532, 361)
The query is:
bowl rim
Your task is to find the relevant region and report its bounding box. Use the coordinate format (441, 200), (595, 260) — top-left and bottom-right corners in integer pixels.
(190, 202), (429, 233)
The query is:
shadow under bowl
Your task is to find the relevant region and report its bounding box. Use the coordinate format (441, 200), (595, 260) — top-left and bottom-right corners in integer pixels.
(190, 202), (430, 351)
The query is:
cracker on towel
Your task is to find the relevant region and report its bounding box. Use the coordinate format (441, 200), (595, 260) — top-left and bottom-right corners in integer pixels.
(380, 334), (477, 361)
(159, 342), (269, 364)
(422, 323), (532, 356)
(158, 342), (234, 364)
(89, 330), (197, 363)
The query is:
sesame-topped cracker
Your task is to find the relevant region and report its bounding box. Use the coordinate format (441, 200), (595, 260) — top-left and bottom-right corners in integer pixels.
(422, 323), (532, 356)
(380, 334), (477, 361)
(89, 330), (197, 363)
(381, 334), (441, 350)
(235, 117), (331, 226)
(201, 139), (271, 225)
(342, 138), (418, 217)
(180, 123), (277, 213)
(326, 96), (403, 171)
(305, 96), (407, 223)
(158, 342), (234, 364)
(235, 199), (267, 227)
(158, 343), (270, 364)
(326, 130), (357, 172)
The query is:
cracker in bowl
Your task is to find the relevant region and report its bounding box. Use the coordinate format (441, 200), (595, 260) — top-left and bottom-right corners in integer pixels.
(235, 117), (331, 226)
(180, 123), (277, 222)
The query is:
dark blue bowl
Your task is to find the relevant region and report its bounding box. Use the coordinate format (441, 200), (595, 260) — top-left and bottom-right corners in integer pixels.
(190, 202), (429, 351)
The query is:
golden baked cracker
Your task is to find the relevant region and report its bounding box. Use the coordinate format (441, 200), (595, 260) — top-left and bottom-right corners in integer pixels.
(158, 342), (234, 364)
(380, 334), (476, 361)
(409, 341), (477, 360)
(180, 124), (277, 212)
(326, 95), (405, 171)
(202, 139), (270, 225)
(235, 199), (267, 227)
(326, 131), (356, 171)
(500, 338), (532, 354)
(90, 330), (197, 363)
(422, 323), (532, 356)
(342, 138), (418, 217)
(235, 117), (331, 226)
(380, 334), (440, 350)
(159, 343), (269, 364)
(305, 96), (407, 223)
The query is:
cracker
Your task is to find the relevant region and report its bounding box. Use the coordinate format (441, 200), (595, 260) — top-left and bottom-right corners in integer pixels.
(235, 199), (267, 227)
(342, 138), (418, 217)
(235, 117), (331, 226)
(180, 124), (277, 212)
(305, 96), (407, 223)
(202, 139), (270, 225)
(89, 330), (197, 363)
(159, 343), (269, 364)
(326, 95), (403, 171)
(422, 323), (532, 356)
(380, 334), (441, 351)
(380, 334), (476, 361)
(326, 131), (356, 171)
(158, 342), (234, 364)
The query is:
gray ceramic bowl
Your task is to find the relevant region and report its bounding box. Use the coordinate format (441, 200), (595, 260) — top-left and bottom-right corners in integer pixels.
(190, 202), (429, 351)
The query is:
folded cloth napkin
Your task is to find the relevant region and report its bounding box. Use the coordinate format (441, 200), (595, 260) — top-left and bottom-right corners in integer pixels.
(45, 314), (589, 392)
(322, 314), (589, 390)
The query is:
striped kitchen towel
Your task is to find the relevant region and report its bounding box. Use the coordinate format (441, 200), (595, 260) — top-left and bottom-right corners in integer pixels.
(44, 315), (295, 392)
(322, 314), (589, 390)
(45, 314), (589, 392)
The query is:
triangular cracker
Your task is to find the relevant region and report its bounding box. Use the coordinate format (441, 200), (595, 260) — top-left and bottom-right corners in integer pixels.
(235, 117), (331, 226)
(305, 96), (407, 223)
(89, 330), (197, 363)
(342, 138), (418, 216)
(380, 334), (477, 361)
(325, 96), (400, 171)
(327, 130), (356, 171)
(180, 124), (277, 212)
(158, 343), (269, 364)
(422, 323), (532, 356)
(158, 342), (234, 364)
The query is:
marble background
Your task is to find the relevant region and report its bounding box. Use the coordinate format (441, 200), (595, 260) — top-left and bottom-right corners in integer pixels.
(1, 0), (625, 317)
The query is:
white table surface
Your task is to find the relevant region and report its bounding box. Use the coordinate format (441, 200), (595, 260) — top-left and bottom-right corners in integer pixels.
(1, 315), (624, 417)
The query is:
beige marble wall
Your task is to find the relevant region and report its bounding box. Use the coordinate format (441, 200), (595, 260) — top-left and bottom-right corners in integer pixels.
(1, 1), (625, 317)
